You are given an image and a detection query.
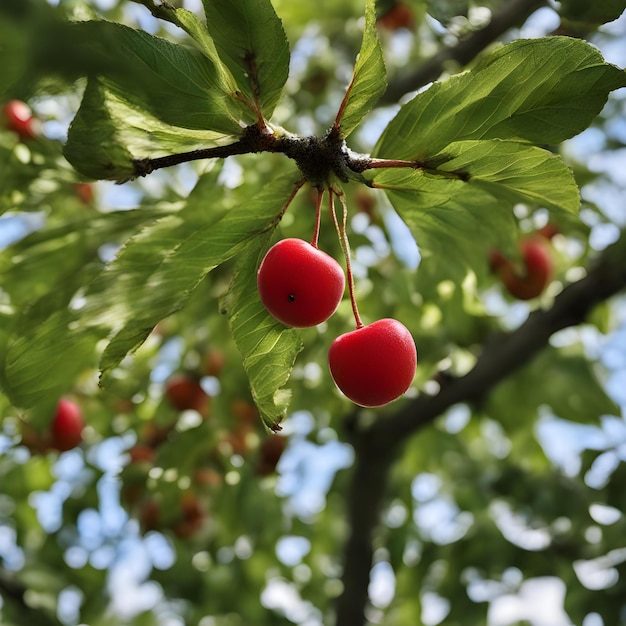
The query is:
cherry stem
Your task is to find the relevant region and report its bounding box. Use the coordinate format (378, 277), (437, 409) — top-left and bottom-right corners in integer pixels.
(276, 179), (306, 226)
(310, 187), (324, 249)
(330, 190), (363, 330)
(363, 157), (424, 170)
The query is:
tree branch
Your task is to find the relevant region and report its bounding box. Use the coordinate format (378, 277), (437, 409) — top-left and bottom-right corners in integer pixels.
(335, 231), (626, 626)
(381, 0), (549, 104)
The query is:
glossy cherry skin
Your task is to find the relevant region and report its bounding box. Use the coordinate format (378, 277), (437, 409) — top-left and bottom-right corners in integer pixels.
(489, 237), (553, 300)
(328, 318), (417, 407)
(51, 398), (84, 452)
(3, 100), (37, 140)
(257, 238), (345, 328)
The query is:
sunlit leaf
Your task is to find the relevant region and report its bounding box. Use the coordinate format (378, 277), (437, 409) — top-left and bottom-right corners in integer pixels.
(65, 78), (230, 181)
(90, 167), (301, 382)
(202, 0), (290, 119)
(375, 37), (626, 159)
(434, 140), (579, 214)
(335, 0), (386, 137)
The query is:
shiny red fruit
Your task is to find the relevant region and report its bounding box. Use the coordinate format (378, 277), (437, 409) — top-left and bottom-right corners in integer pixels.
(489, 237), (553, 300)
(51, 398), (84, 451)
(328, 319), (417, 407)
(257, 238), (345, 327)
(3, 100), (37, 140)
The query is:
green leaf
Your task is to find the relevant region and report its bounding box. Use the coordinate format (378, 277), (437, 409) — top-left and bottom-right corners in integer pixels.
(63, 19), (245, 179)
(0, 209), (165, 415)
(74, 20), (241, 133)
(0, 209), (164, 309)
(64, 78), (230, 181)
(434, 140), (580, 214)
(3, 306), (102, 420)
(335, 0), (387, 137)
(202, 0), (290, 119)
(86, 167), (301, 382)
(163, 7), (239, 92)
(221, 235), (302, 431)
(559, 0), (626, 25)
(375, 37), (626, 160)
(373, 170), (518, 278)
(64, 79), (135, 181)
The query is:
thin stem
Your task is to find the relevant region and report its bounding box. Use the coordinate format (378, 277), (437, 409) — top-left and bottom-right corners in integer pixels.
(311, 187), (325, 248)
(330, 191), (363, 329)
(362, 158), (424, 170)
(275, 179), (306, 228)
(133, 141), (254, 178)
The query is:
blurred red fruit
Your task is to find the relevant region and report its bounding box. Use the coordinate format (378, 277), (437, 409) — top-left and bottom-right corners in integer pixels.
(75, 182), (94, 205)
(128, 444), (156, 465)
(3, 99), (38, 140)
(165, 374), (210, 415)
(377, 3), (415, 31)
(489, 237), (553, 300)
(255, 435), (287, 476)
(50, 398), (84, 452)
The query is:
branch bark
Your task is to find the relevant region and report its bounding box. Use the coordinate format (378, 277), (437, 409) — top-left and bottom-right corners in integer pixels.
(335, 232), (626, 626)
(381, 0), (549, 104)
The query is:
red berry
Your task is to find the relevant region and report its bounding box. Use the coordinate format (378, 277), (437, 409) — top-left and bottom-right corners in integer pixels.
(3, 100), (37, 140)
(127, 444), (156, 465)
(50, 398), (84, 452)
(75, 182), (94, 205)
(328, 319), (417, 407)
(490, 237), (553, 300)
(165, 375), (210, 415)
(377, 3), (416, 31)
(257, 238), (345, 327)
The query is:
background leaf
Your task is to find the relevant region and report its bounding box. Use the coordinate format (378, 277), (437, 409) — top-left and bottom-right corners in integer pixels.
(0, 209), (165, 416)
(202, 0), (290, 119)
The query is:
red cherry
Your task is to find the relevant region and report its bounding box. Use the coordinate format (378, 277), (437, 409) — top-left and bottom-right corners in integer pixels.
(489, 237), (553, 300)
(3, 100), (37, 140)
(257, 238), (345, 327)
(165, 374), (210, 415)
(377, 3), (416, 31)
(127, 444), (156, 465)
(51, 398), (84, 452)
(328, 319), (417, 407)
(75, 182), (95, 205)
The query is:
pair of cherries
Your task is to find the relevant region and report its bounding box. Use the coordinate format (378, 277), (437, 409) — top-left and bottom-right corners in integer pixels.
(257, 238), (417, 407)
